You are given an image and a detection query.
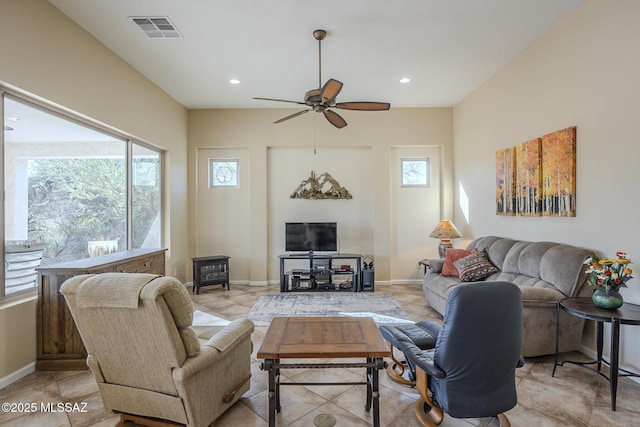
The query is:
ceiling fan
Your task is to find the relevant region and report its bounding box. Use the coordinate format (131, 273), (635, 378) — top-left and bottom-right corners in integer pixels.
(253, 29), (391, 129)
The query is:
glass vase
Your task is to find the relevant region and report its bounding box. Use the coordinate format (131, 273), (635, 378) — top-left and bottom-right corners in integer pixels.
(592, 289), (623, 310)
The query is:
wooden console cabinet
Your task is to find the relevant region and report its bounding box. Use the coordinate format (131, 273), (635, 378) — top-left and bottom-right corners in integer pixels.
(36, 248), (166, 371)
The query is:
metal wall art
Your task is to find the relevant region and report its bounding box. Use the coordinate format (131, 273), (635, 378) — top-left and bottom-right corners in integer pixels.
(290, 171), (352, 199)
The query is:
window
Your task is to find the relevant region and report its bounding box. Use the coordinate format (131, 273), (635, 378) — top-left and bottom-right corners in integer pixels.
(210, 159), (239, 187)
(401, 158), (430, 187)
(2, 93), (163, 299)
(132, 145), (161, 248)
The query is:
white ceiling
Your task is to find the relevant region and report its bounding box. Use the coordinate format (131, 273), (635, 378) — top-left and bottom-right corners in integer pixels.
(46, 0), (583, 110)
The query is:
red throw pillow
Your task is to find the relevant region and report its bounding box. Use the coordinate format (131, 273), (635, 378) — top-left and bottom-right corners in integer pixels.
(441, 248), (475, 277)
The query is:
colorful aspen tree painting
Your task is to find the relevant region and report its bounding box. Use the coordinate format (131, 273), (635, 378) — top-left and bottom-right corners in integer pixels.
(542, 126), (576, 217)
(496, 147), (516, 216)
(516, 138), (542, 216)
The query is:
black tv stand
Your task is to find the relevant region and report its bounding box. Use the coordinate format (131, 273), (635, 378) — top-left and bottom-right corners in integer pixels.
(278, 253), (366, 292)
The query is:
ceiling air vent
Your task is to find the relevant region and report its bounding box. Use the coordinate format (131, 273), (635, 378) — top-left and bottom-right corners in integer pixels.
(130, 17), (181, 38)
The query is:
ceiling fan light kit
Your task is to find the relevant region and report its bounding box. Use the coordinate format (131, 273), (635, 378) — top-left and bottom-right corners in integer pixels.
(253, 29), (390, 129)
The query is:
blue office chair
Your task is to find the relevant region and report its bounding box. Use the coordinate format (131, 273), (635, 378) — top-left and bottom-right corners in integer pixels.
(396, 281), (524, 426)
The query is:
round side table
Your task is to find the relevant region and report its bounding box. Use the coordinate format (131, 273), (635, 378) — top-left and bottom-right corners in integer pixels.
(552, 297), (640, 410)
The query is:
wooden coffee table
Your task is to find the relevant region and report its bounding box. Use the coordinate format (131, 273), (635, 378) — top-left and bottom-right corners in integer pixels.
(257, 316), (391, 427)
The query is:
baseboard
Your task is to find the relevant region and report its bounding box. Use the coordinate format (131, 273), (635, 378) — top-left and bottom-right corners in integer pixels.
(390, 279), (422, 285)
(375, 281), (392, 286)
(185, 280), (269, 287)
(248, 281), (269, 287)
(0, 362), (35, 390)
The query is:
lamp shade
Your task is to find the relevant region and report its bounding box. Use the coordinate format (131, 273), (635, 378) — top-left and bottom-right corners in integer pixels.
(429, 220), (462, 239)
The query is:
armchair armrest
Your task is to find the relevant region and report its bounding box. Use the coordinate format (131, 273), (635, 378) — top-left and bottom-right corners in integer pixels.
(174, 318), (254, 380)
(394, 333), (445, 379)
(203, 318), (255, 352)
(173, 318), (254, 426)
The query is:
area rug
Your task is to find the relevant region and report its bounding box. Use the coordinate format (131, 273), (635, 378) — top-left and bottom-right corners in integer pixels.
(246, 293), (414, 326)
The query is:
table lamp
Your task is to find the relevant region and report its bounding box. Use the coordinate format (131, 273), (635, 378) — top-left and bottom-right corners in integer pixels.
(429, 220), (462, 258)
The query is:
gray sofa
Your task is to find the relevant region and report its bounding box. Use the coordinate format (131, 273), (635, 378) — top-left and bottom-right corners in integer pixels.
(423, 236), (594, 357)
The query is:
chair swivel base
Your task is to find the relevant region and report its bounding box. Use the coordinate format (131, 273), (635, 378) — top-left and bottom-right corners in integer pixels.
(412, 399), (511, 427)
(385, 344), (416, 386)
(413, 368), (512, 427)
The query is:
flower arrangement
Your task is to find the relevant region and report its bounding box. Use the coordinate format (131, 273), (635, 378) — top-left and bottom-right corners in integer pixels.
(584, 251), (633, 292)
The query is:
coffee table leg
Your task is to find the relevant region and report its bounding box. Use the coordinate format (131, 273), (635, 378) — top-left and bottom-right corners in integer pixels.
(275, 358), (281, 412)
(372, 358), (384, 427)
(364, 357), (383, 427)
(261, 359), (277, 426)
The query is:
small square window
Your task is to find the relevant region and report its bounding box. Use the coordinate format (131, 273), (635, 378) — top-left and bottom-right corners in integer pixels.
(401, 158), (430, 187)
(210, 159), (239, 187)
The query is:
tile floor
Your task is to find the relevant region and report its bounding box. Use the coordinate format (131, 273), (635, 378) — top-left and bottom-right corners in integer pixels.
(1, 283), (640, 426)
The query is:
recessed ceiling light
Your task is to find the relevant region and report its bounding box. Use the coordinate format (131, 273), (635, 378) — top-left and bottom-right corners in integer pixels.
(229, 79), (241, 85)
(399, 77), (411, 84)
(7, 116), (20, 121)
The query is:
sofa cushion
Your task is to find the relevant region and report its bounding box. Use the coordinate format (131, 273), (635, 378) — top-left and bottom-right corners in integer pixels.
(540, 244), (593, 296)
(454, 251), (500, 282)
(467, 236), (518, 270)
(441, 248), (474, 277)
(517, 242), (557, 277)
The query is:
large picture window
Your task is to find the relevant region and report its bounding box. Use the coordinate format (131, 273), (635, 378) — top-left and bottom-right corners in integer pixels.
(2, 93), (163, 299)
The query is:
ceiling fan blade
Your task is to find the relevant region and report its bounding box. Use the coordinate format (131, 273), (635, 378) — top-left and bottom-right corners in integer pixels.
(320, 79), (343, 102)
(273, 109), (310, 124)
(334, 102), (391, 111)
(323, 110), (347, 129)
(253, 97), (307, 106)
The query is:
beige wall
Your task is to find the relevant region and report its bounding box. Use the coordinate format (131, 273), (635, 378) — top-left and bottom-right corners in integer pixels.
(188, 108), (454, 284)
(0, 298), (36, 380)
(0, 0), (189, 380)
(454, 0), (640, 370)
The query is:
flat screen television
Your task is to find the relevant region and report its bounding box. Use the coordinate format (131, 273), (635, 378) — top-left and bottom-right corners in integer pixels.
(285, 222), (338, 252)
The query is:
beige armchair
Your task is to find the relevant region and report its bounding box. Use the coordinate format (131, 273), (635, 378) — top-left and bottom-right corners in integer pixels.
(60, 273), (254, 427)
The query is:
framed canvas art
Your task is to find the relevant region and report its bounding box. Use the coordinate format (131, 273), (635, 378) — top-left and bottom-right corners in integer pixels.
(516, 138), (542, 216)
(496, 147), (516, 216)
(542, 127), (576, 217)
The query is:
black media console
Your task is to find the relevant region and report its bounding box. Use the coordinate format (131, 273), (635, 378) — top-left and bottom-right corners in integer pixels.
(278, 253), (372, 292)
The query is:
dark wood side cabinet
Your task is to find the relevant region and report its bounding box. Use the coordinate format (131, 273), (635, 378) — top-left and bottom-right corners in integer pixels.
(36, 248), (166, 371)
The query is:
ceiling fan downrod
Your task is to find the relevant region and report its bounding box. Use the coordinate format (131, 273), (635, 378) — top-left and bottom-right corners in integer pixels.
(313, 29), (326, 89)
